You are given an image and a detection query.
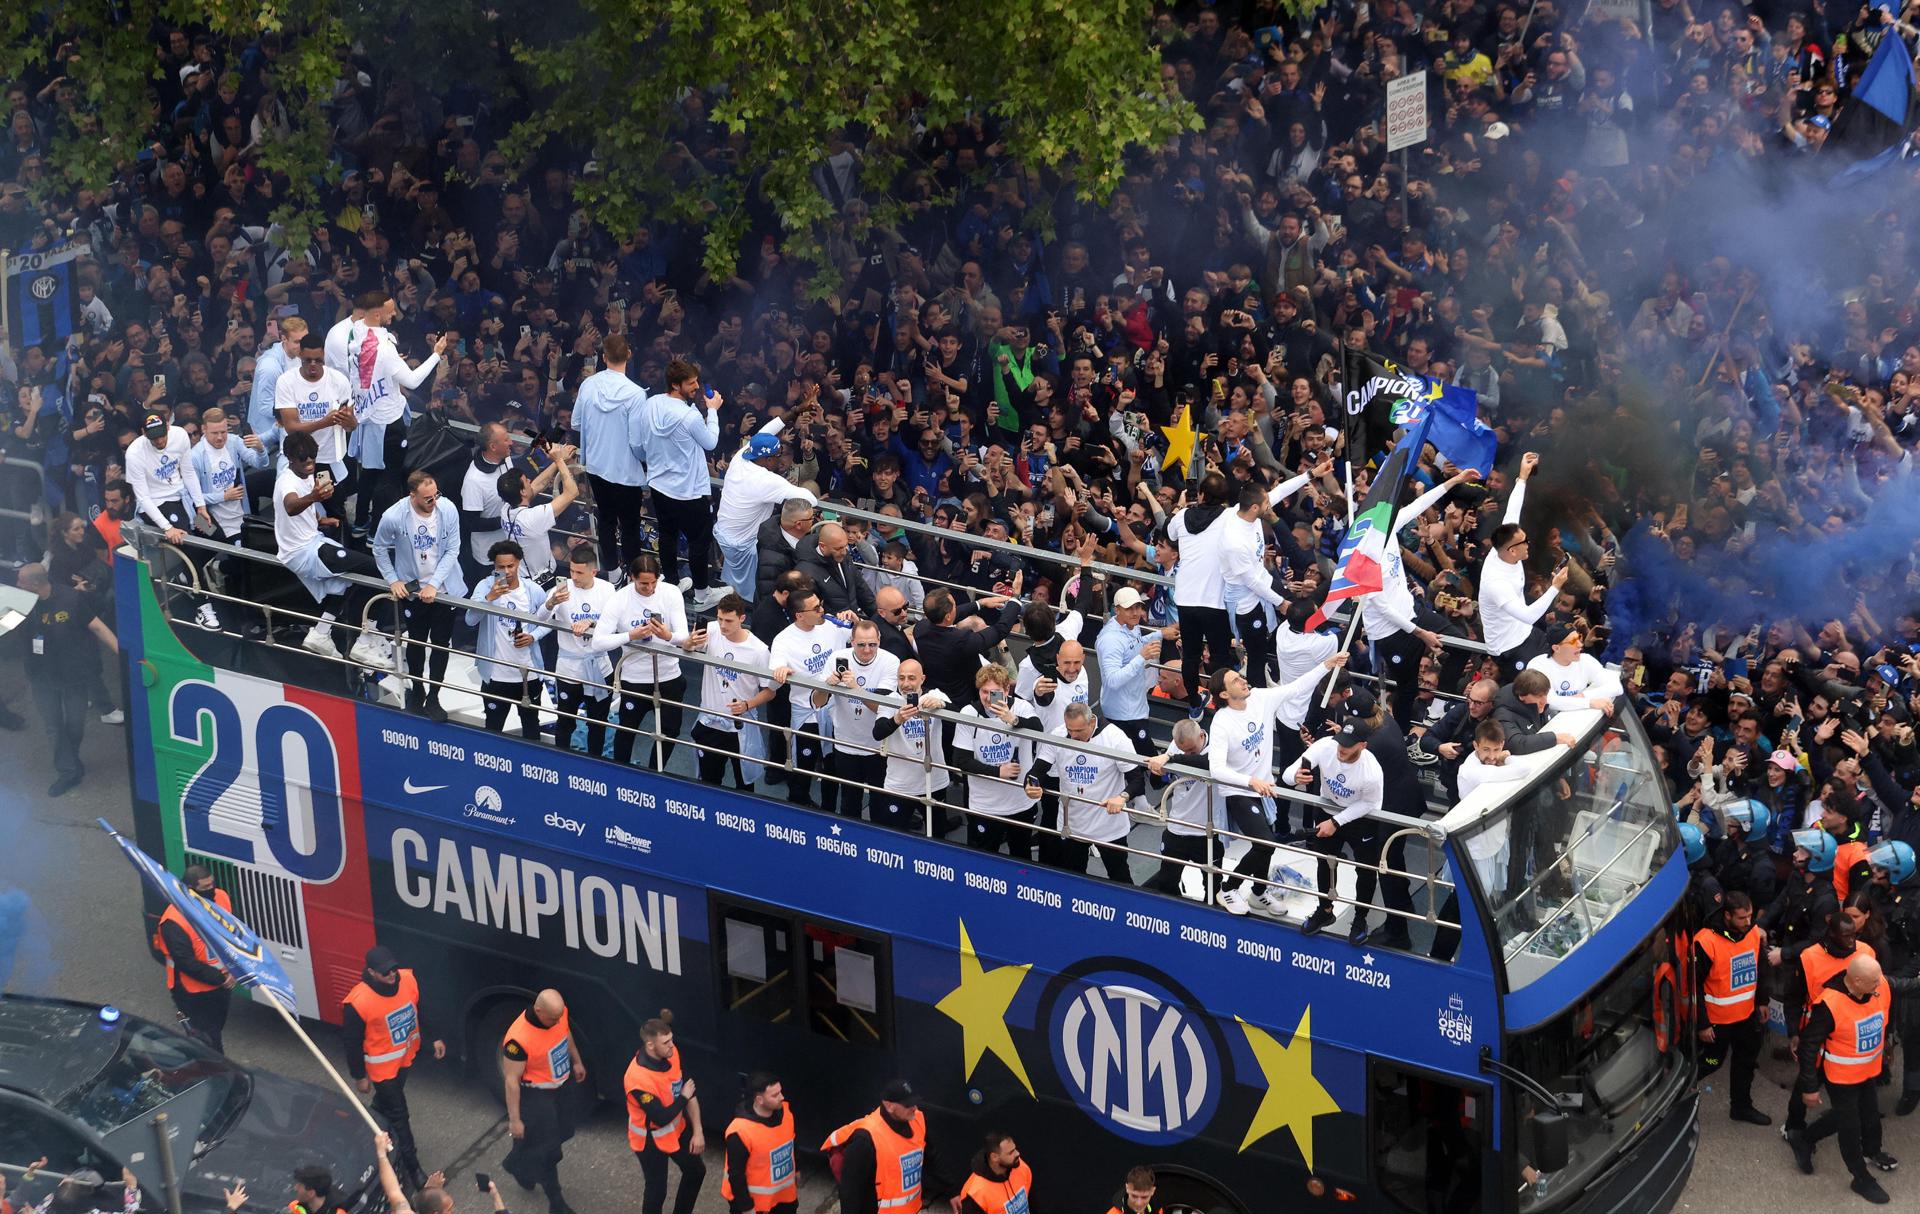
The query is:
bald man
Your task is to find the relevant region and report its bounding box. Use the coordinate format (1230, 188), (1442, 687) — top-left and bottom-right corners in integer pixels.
(873, 585), (916, 662)
(1018, 638), (1090, 867)
(797, 521), (876, 617)
(1791, 953), (1897, 1201)
(502, 989), (586, 1214)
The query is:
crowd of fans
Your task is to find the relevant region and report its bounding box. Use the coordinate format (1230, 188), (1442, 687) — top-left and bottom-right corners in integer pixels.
(6, 0), (1920, 1191)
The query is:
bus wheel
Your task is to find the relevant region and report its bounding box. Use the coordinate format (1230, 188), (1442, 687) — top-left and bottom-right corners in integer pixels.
(1154, 1173), (1241, 1214)
(471, 999), (526, 1105)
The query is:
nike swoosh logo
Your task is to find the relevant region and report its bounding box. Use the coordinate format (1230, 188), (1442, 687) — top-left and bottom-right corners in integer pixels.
(402, 779), (449, 795)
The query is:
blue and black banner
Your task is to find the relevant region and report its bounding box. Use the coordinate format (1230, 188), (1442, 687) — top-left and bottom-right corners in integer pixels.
(4, 243), (89, 349)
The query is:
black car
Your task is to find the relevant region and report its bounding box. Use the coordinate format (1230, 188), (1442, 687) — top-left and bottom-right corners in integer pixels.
(0, 995), (381, 1214)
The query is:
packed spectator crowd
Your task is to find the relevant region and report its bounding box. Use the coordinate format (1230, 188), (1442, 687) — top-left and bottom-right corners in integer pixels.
(8, 0), (1920, 1184)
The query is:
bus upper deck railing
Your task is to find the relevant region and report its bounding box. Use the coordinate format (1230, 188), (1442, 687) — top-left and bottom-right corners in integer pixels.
(126, 524), (1469, 947)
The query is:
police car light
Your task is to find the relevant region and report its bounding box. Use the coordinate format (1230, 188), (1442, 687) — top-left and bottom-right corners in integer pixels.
(97, 1005), (123, 1026)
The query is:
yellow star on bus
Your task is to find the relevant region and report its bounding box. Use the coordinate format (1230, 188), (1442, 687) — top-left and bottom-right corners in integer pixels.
(935, 920), (1035, 1096)
(1159, 406), (1198, 477)
(1236, 1007), (1341, 1168)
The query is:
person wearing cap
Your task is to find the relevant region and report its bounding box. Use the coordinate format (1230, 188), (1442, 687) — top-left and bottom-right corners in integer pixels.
(1341, 687), (1425, 948)
(637, 358), (726, 608)
(716, 419), (816, 601)
(1788, 953), (1896, 1202)
(1282, 714), (1386, 937)
(1756, 744), (1811, 858)
(575, 335), (651, 574)
(1095, 587), (1176, 756)
(823, 1080), (941, 1214)
(340, 946), (444, 1189)
(1694, 891), (1772, 1127)
(125, 397), (220, 629)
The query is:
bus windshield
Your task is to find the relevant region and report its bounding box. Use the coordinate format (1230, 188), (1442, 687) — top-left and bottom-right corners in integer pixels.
(1453, 712), (1678, 990)
(1506, 911), (1693, 1210)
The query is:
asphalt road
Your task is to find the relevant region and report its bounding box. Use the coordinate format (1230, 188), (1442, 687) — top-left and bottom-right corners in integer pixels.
(3, 703), (1918, 1214)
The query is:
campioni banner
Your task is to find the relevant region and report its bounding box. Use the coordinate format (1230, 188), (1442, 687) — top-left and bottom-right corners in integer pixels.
(1341, 348), (1496, 475)
(4, 243), (89, 349)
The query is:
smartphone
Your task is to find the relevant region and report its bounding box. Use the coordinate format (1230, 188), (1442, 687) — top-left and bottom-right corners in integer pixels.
(836, 656), (850, 675)
(155, 373), (168, 393)
(521, 324), (532, 338)
(584, 356), (599, 374)
(314, 467), (334, 491)
(988, 690), (1007, 707)
(905, 691), (921, 706)
(475, 1175), (491, 1194)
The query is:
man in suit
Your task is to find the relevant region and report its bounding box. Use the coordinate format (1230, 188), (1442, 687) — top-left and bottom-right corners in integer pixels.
(873, 585), (916, 662)
(797, 523), (877, 618)
(756, 499), (817, 598)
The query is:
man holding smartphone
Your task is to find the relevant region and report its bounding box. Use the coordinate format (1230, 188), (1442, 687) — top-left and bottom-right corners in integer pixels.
(637, 359), (725, 607)
(276, 331), (358, 493)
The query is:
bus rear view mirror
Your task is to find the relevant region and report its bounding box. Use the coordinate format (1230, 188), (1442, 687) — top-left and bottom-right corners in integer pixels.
(1532, 1109), (1571, 1174)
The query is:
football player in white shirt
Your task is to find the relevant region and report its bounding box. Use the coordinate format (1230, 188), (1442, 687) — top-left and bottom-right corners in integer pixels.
(768, 587), (847, 810)
(497, 445), (580, 580)
(343, 292), (447, 532)
(591, 553), (690, 769)
(813, 620), (901, 819)
(1141, 718), (1217, 897)
(1456, 719), (1529, 892)
(690, 594), (790, 790)
(1036, 702), (1150, 883)
(540, 543), (620, 757)
(274, 332), (357, 484)
(1524, 622), (1622, 714)
(868, 660), (950, 832)
(951, 665), (1045, 858)
(1282, 716), (1387, 936)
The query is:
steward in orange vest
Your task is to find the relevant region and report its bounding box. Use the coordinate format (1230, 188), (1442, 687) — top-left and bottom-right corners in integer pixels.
(825, 1080), (943, 1214)
(1691, 892), (1770, 1125)
(958, 1133), (1032, 1214)
(723, 1072), (798, 1214)
(626, 1010), (706, 1214)
(153, 865), (233, 1052)
(500, 989), (583, 1214)
(341, 946), (444, 1188)
(1789, 954), (1898, 1199)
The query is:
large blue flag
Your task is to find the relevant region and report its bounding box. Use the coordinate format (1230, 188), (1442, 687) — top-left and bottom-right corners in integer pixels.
(4, 244), (88, 349)
(1854, 24), (1916, 126)
(99, 820), (297, 1010)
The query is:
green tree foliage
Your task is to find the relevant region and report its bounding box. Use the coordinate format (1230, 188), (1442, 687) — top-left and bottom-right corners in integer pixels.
(505, 0), (1198, 281)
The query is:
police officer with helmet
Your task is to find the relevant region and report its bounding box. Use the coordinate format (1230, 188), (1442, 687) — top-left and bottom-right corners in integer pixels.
(340, 946), (445, 1189)
(500, 988), (586, 1214)
(1866, 840), (1920, 1116)
(723, 1072), (797, 1214)
(625, 1009), (706, 1214)
(1713, 800), (1778, 909)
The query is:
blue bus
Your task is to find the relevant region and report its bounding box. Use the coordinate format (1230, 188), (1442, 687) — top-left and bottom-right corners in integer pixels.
(121, 530), (1698, 1214)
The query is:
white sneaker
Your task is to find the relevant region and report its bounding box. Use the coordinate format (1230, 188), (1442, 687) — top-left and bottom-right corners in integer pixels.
(677, 576), (694, 593)
(349, 631), (393, 666)
(194, 603), (222, 631)
(695, 585), (729, 608)
(1215, 886), (1251, 916)
(99, 709), (125, 726)
(1255, 887), (1290, 917)
(301, 625), (341, 658)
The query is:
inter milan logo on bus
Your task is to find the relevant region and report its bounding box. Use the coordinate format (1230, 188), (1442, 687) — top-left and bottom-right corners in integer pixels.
(1051, 971), (1219, 1145)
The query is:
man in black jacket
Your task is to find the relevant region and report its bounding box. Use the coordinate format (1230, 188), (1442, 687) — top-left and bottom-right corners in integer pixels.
(833, 1081), (951, 1214)
(873, 586), (916, 662)
(1413, 678), (1499, 800)
(913, 588), (1022, 709)
(755, 499), (817, 598)
(1492, 670), (1578, 754)
(796, 523), (877, 617)
(1344, 689), (1430, 949)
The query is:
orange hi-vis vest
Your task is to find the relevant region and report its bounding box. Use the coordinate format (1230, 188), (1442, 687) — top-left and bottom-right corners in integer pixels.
(342, 969), (422, 1082)
(1800, 942), (1874, 1025)
(823, 1109), (926, 1214)
(625, 1049), (688, 1152)
(1818, 983), (1892, 1084)
(1834, 839), (1870, 902)
(504, 1007), (572, 1087)
(1694, 926), (1761, 1025)
(721, 1102), (797, 1211)
(155, 889), (233, 993)
(959, 1161), (1033, 1214)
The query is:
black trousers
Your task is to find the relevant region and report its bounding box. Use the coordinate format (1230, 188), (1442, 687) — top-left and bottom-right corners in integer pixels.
(652, 490), (713, 588)
(1273, 728), (1309, 834)
(785, 721), (825, 807)
(554, 680), (613, 757)
(1312, 816), (1363, 911)
(969, 805), (1039, 857)
(1237, 609), (1276, 687)
(1497, 627), (1552, 679)
(636, 1143), (706, 1214)
(1177, 604), (1233, 707)
(503, 1084), (575, 1197)
(353, 422), (409, 531)
(589, 475), (647, 574)
(1107, 716), (1157, 756)
(1146, 830), (1216, 895)
(1372, 626), (1429, 730)
(828, 750), (883, 818)
(1223, 794), (1279, 888)
(1807, 1077), (1884, 1182)
(400, 599), (455, 706)
(1699, 1016), (1763, 1111)
(693, 721), (750, 788)
(370, 1066), (420, 1174)
(1071, 838), (1135, 883)
(481, 678), (543, 739)
(615, 676), (687, 768)
(170, 985), (231, 1053)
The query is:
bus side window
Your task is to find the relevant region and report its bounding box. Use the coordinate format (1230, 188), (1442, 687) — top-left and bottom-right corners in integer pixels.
(719, 905), (798, 1027)
(1370, 1060), (1487, 1214)
(802, 922), (890, 1048)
